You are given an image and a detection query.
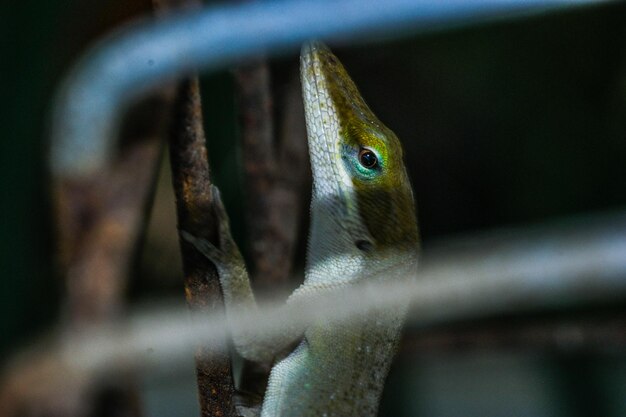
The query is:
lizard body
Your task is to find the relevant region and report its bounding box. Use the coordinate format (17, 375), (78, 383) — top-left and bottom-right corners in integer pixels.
(184, 42), (419, 417)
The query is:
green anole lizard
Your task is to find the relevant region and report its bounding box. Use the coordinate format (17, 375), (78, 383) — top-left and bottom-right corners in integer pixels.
(183, 41), (419, 417)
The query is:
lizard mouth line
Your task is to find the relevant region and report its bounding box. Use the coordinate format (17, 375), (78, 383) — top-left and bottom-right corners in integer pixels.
(301, 42), (353, 203)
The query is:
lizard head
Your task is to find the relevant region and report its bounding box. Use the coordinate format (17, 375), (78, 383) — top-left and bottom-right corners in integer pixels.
(301, 41), (419, 269)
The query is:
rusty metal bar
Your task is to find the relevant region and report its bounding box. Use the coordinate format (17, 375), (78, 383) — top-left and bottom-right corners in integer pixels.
(167, 77), (237, 417)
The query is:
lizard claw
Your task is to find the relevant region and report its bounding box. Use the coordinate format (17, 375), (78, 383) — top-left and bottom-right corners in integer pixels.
(181, 185), (244, 266)
(180, 230), (226, 264)
(210, 185), (238, 253)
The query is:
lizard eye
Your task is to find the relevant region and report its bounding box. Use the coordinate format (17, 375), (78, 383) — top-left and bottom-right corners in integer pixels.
(358, 148), (378, 169)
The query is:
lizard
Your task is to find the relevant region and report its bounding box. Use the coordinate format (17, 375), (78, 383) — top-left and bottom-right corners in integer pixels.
(183, 41), (420, 417)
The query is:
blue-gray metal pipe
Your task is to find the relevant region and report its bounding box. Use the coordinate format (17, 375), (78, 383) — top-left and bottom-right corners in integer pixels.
(50, 0), (607, 178)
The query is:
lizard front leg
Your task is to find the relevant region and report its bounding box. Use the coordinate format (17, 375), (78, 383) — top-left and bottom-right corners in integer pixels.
(181, 185), (301, 364)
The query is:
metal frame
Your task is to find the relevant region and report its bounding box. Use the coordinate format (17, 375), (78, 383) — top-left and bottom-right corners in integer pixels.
(50, 0), (607, 177)
(48, 0), (624, 359)
(62, 211), (626, 370)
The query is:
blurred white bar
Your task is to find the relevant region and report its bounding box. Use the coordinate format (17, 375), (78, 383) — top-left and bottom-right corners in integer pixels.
(58, 211), (626, 373)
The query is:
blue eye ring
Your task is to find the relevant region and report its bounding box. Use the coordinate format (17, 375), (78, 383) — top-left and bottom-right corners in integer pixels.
(358, 148), (378, 169)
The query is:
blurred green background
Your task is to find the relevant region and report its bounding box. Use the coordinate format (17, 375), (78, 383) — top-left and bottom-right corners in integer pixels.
(2, 1), (625, 416)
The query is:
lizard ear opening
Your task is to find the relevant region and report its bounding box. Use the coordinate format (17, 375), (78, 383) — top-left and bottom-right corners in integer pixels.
(355, 239), (374, 252)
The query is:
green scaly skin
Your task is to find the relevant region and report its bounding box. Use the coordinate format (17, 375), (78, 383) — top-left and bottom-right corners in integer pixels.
(183, 41), (419, 417)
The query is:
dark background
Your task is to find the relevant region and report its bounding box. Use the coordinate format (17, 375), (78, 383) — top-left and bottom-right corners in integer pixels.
(2, 1), (625, 416)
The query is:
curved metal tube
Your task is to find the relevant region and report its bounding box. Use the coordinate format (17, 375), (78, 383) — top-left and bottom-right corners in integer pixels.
(50, 0), (605, 177)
